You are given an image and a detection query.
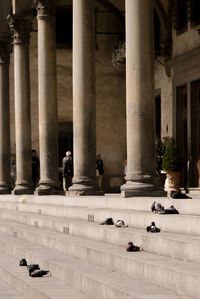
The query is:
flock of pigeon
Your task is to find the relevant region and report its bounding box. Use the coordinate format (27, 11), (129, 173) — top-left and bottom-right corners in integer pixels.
(19, 202), (179, 272)
(19, 258), (51, 277)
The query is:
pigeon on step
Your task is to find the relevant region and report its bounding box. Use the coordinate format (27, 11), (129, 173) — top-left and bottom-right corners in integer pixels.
(29, 269), (51, 277)
(27, 264), (40, 273)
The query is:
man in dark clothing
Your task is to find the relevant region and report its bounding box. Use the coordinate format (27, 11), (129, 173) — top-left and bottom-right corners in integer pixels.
(62, 151), (73, 191)
(96, 154), (104, 191)
(32, 149), (40, 188)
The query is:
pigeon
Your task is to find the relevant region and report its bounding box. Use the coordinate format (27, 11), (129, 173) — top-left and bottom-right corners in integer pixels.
(126, 242), (140, 252)
(29, 269), (51, 277)
(27, 264), (40, 273)
(19, 258), (27, 266)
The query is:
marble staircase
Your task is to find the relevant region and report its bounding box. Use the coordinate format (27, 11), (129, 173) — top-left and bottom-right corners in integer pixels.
(0, 194), (199, 298)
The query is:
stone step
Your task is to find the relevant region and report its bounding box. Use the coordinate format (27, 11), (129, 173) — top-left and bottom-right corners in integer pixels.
(0, 251), (89, 299)
(0, 276), (25, 299)
(0, 215), (199, 265)
(0, 202), (200, 237)
(0, 231), (193, 299)
(52, 195), (200, 216)
(1, 194), (200, 215)
(0, 216), (199, 276)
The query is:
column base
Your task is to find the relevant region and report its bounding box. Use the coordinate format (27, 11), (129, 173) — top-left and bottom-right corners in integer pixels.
(35, 187), (64, 196)
(68, 183), (104, 196)
(0, 183), (12, 194)
(36, 180), (63, 196)
(68, 177), (104, 196)
(121, 177), (166, 197)
(13, 183), (34, 195)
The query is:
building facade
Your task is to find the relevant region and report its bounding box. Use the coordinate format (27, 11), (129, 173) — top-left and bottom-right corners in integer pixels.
(0, 0), (199, 196)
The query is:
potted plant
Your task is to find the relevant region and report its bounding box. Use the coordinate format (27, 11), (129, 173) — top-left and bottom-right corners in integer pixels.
(162, 136), (183, 193)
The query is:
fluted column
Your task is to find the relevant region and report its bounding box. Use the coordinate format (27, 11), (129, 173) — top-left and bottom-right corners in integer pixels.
(9, 16), (34, 194)
(0, 38), (12, 194)
(121, 0), (162, 197)
(34, 0), (59, 195)
(68, 0), (100, 195)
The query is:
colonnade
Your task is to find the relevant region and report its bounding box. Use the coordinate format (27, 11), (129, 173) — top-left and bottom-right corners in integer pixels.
(0, 0), (161, 197)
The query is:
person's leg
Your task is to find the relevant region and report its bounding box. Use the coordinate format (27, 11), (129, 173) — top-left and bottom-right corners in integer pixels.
(66, 176), (73, 190)
(99, 175), (103, 191)
(63, 176), (67, 191)
(32, 174), (37, 188)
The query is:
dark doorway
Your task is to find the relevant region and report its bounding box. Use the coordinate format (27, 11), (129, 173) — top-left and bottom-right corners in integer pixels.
(56, 7), (72, 48)
(155, 93), (161, 138)
(176, 84), (188, 188)
(190, 80), (200, 187)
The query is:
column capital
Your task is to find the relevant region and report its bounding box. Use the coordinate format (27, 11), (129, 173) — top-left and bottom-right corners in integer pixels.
(8, 14), (32, 45)
(34, 0), (56, 18)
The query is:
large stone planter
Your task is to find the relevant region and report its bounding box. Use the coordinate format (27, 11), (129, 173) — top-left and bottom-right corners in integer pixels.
(166, 171), (182, 193)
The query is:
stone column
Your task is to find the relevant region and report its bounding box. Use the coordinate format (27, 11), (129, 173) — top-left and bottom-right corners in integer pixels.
(9, 16), (34, 194)
(121, 0), (162, 197)
(34, 0), (60, 195)
(68, 0), (100, 195)
(0, 38), (12, 194)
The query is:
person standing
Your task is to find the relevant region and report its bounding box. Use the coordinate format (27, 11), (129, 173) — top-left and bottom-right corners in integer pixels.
(96, 154), (104, 191)
(62, 151), (73, 191)
(32, 149), (40, 188)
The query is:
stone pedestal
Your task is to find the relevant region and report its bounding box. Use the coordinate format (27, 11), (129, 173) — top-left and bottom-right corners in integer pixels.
(68, 0), (103, 196)
(121, 0), (163, 197)
(34, 0), (60, 195)
(9, 16), (34, 195)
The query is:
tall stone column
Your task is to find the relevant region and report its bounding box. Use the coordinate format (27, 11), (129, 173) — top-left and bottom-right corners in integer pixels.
(9, 16), (34, 195)
(68, 0), (100, 195)
(34, 0), (59, 195)
(0, 38), (12, 194)
(121, 0), (162, 197)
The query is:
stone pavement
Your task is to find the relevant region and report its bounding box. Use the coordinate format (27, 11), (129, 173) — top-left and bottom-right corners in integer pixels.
(0, 277), (24, 299)
(0, 192), (199, 298)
